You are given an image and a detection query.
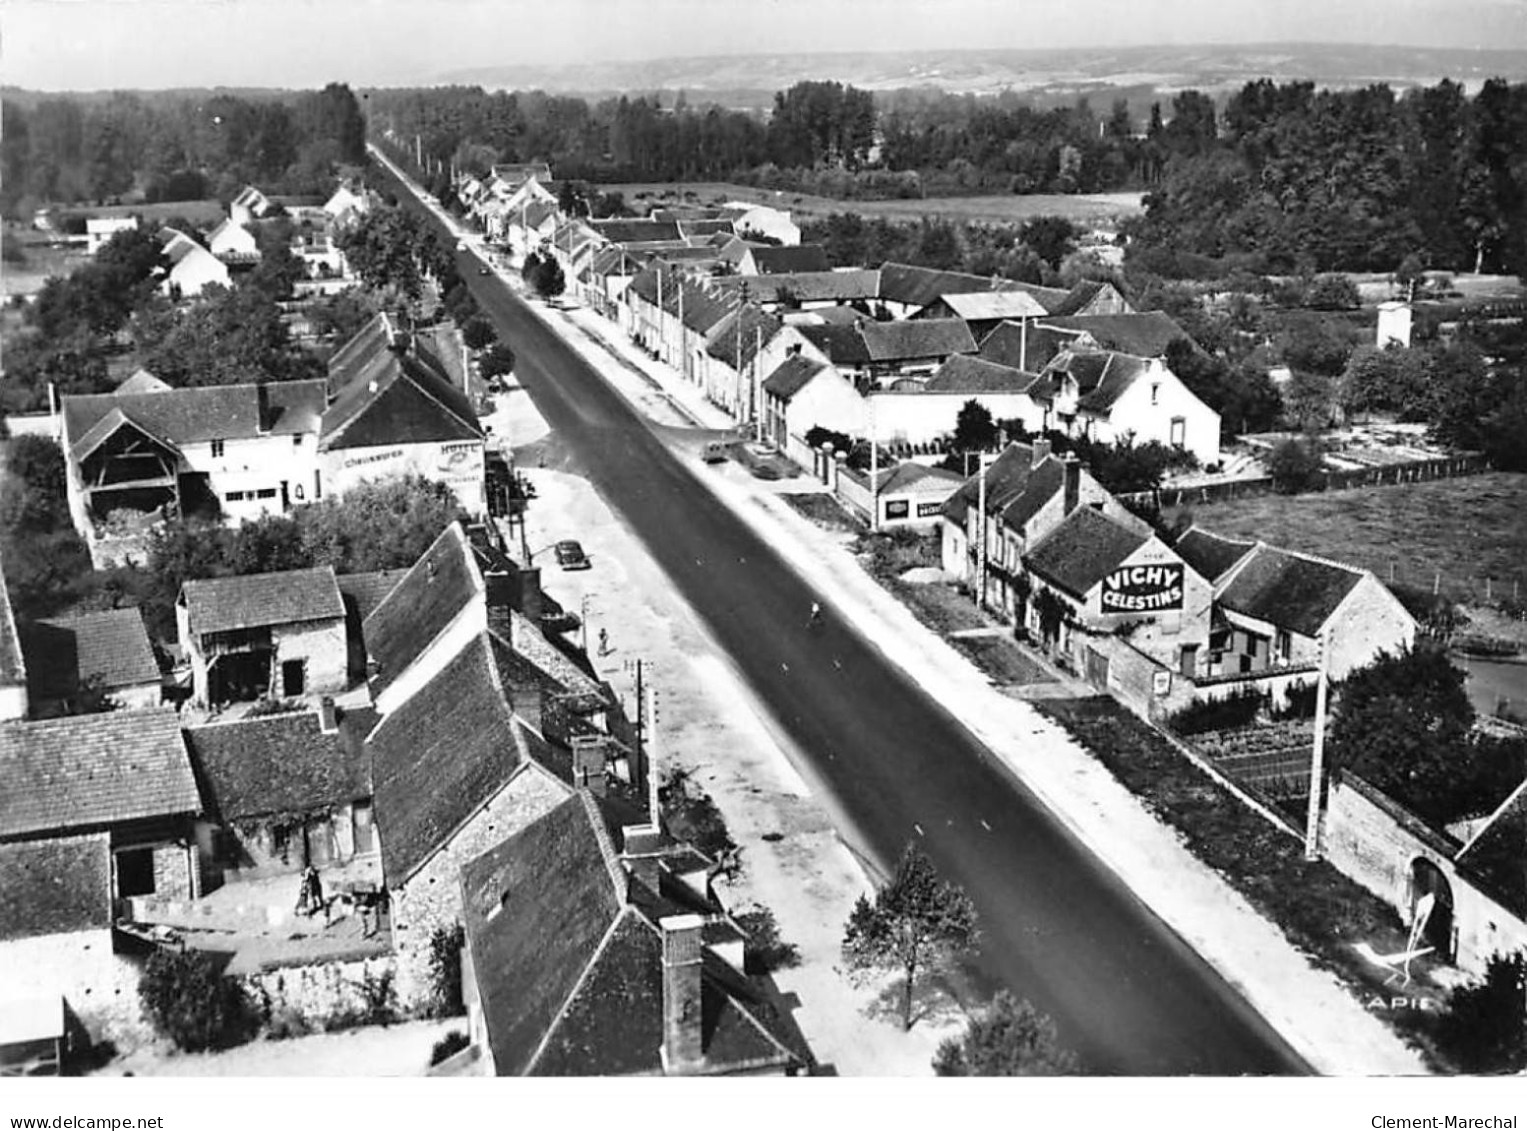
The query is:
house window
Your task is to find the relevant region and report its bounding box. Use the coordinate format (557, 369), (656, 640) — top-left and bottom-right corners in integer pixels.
(1151, 383), (1160, 405)
(211, 439), (225, 458)
(255, 488), (278, 500)
(225, 490), (246, 502)
(1170, 417), (1186, 448)
(1275, 629), (1292, 662)
(293, 434), (303, 446)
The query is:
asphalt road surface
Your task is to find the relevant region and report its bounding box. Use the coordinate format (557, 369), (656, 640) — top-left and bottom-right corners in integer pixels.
(386, 174), (1308, 1075)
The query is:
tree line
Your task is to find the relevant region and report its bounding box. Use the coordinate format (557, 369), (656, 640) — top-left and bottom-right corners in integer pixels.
(1, 83), (366, 216)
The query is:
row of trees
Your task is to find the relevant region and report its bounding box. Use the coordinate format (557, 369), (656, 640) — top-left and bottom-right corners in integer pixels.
(1, 83), (367, 216)
(1127, 79), (1527, 276)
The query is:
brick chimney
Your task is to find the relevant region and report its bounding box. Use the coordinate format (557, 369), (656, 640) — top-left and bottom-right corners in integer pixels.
(660, 914), (706, 1073)
(1062, 453), (1081, 515)
(622, 823), (664, 894)
(516, 565), (544, 625)
(255, 382), (271, 435)
(1030, 438), (1051, 467)
(318, 696), (338, 734)
(484, 568), (514, 639)
(571, 736), (608, 796)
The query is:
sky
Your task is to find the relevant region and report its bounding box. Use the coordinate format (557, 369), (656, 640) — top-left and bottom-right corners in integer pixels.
(3, 0), (1526, 91)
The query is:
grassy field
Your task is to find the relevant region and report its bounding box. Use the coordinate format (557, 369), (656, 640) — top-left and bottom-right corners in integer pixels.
(604, 181), (1143, 227)
(1171, 473), (1527, 604)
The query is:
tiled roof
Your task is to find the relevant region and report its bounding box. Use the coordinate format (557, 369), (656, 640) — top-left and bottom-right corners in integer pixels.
(186, 706), (375, 823)
(591, 219), (682, 245)
(181, 566), (344, 637)
(1002, 279), (1072, 313)
(364, 524), (481, 701)
(1216, 545), (1366, 638)
(745, 245), (830, 275)
(1455, 781), (1527, 920)
(21, 608), (160, 701)
(762, 356), (829, 401)
(797, 322), (871, 365)
(1040, 312), (1190, 358)
(997, 457), (1067, 532)
(463, 793), (802, 1076)
(858, 318), (977, 363)
(496, 609), (606, 705)
(876, 263), (1022, 309)
(0, 833), (112, 942)
(1024, 506), (1151, 599)
(1174, 526), (1256, 585)
(326, 313), (394, 394)
(939, 290), (1050, 322)
(319, 345), (482, 451)
(116, 368), (171, 394)
(0, 554), (25, 687)
(924, 354), (1038, 395)
(941, 441), (1051, 526)
(0, 707), (199, 838)
(1048, 280), (1131, 317)
(704, 305), (783, 369)
(461, 792), (627, 1076)
(336, 569), (410, 625)
(860, 462), (963, 496)
(1042, 349), (1150, 413)
(676, 219), (736, 239)
(368, 634), (537, 884)
(714, 270), (881, 305)
(63, 380), (328, 460)
(978, 321), (1079, 372)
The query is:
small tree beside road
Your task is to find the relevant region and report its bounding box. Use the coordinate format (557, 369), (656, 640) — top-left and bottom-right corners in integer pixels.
(932, 991), (1079, 1075)
(841, 844), (979, 1031)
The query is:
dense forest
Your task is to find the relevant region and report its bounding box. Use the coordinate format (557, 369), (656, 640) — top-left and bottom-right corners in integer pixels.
(368, 76), (1527, 277)
(0, 83), (367, 215)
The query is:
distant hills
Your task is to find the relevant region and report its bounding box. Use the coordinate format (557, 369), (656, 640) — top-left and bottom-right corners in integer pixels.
(434, 43), (1527, 109)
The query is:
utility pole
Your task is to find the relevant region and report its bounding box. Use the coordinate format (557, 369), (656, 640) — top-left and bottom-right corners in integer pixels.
(753, 325), (764, 444)
(869, 397), (879, 532)
(1305, 628), (1332, 861)
(976, 454), (989, 611)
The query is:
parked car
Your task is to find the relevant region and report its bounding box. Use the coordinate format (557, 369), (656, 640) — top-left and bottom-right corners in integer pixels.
(554, 540), (590, 570)
(702, 441), (729, 464)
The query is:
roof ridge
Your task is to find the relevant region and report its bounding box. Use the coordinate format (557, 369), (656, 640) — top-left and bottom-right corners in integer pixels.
(520, 905), (635, 1075)
(1456, 776), (1527, 860)
(577, 789), (630, 905)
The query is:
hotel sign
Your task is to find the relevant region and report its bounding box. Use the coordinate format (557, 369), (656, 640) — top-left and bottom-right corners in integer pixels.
(1101, 563), (1184, 613)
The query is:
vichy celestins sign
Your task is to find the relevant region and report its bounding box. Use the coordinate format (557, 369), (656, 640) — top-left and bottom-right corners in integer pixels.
(1100, 563), (1185, 613)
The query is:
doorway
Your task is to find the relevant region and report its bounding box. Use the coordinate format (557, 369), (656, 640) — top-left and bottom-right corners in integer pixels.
(282, 659), (306, 697)
(1410, 858), (1456, 962)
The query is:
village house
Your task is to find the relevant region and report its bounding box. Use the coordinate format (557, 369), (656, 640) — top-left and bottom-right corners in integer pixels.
(1032, 346), (1222, 467)
(323, 182), (372, 231)
(832, 461), (964, 531)
(720, 201), (801, 247)
(1, 568), (27, 722)
(229, 185), (278, 228)
(206, 216), (260, 262)
(505, 199), (561, 257)
(19, 608), (162, 717)
(711, 269), (882, 315)
(0, 707), (201, 1044)
(876, 263), (1028, 320)
(177, 566), (348, 706)
(185, 699), (377, 883)
(761, 355), (865, 465)
(320, 314), (486, 514)
(85, 215), (138, 256)
(918, 289), (1051, 343)
(866, 353), (1044, 446)
(60, 378), (328, 564)
(158, 228), (229, 298)
(455, 790), (805, 1076)
(701, 306), (828, 421)
(799, 317), (979, 386)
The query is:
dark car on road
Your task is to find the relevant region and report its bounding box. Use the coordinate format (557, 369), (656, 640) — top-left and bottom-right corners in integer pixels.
(554, 540), (590, 570)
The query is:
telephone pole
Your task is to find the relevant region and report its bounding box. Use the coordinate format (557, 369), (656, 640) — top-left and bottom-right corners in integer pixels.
(1305, 628), (1332, 861)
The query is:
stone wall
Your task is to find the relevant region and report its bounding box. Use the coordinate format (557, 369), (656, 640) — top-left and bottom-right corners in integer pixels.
(389, 765), (570, 1008)
(243, 954), (399, 1032)
(0, 930), (150, 1050)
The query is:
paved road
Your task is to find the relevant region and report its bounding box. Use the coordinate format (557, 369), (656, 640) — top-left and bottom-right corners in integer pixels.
(385, 175), (1307, 1075)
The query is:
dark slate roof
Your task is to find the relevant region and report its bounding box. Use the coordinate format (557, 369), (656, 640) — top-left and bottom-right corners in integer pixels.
(325, 313), (393, 396)
(859, 318), (977, 363)
(1456, 783), (1527, 920)
(979, 321), (1084, 372)
(0, 833), (112, 942)
(705, 305), (783, 369)
(1040, 312), (1190, 358)
(21, 608), (160, 701)
(0, 707), (199, 838)
(1174, 526), (1256, 585)
(1024, 506), (1152, 599)
(368, 636), (561, 883)
(876, 263), (1022, 309)
(860, 462), (963, 496)
(461, 791), (627, 1076)
(336, 569), (410, 625)
(924, 354), (1038, 395)
(1216, 545), (1366, 637)
(591, 219), (683, 245)
(762, 356), (829, 401)
(494, 610), (606, 705)
(714, 270), (880, 305)
(745, 245), (830, 275)
(1048, 279), (1121, 317)
(676, 219), (736, 239)
(997, 457), (1067, 532)
(1, 558), (25, 688)
(364, 524), (481, 701)
(117, 368), (171, 394)
(1042, 348), (1150, 413)
(181, 566), (344, 636)
(464, 792), (801, 1076)
(63, 381), (327, 460)
(1002, 279), (1072, 313)
(186, 706), (375, 823)
(941, 441), (1051, 526)
(320, 346), (482, 450)
(797, 322), (871, 365)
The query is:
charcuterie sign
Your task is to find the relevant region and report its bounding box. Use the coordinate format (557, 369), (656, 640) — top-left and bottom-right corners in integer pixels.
(1101, 563), (1184, 612)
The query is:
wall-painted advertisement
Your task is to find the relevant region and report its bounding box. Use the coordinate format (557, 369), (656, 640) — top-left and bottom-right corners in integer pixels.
(1101, 563), (1184, 613)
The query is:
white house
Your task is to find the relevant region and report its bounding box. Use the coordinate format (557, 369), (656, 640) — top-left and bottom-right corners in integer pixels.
(229, 185), (277, 228)
(1035, 347), (1222, 467)
(207, 218), (259, 261)
(866, 354), (1044, 447)
(720, 202), (800, 246)
(761, 356), (865, 467)
(85, 216), (139, 256)
(159, 229), (230, 298)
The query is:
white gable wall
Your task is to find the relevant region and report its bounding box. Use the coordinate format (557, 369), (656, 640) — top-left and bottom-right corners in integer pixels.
(1094, 361), (1221, 467)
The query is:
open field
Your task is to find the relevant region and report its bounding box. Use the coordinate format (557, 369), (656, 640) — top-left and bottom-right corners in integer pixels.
(1171, 472), (1527, 604)
(604, 181), (1144, 226)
